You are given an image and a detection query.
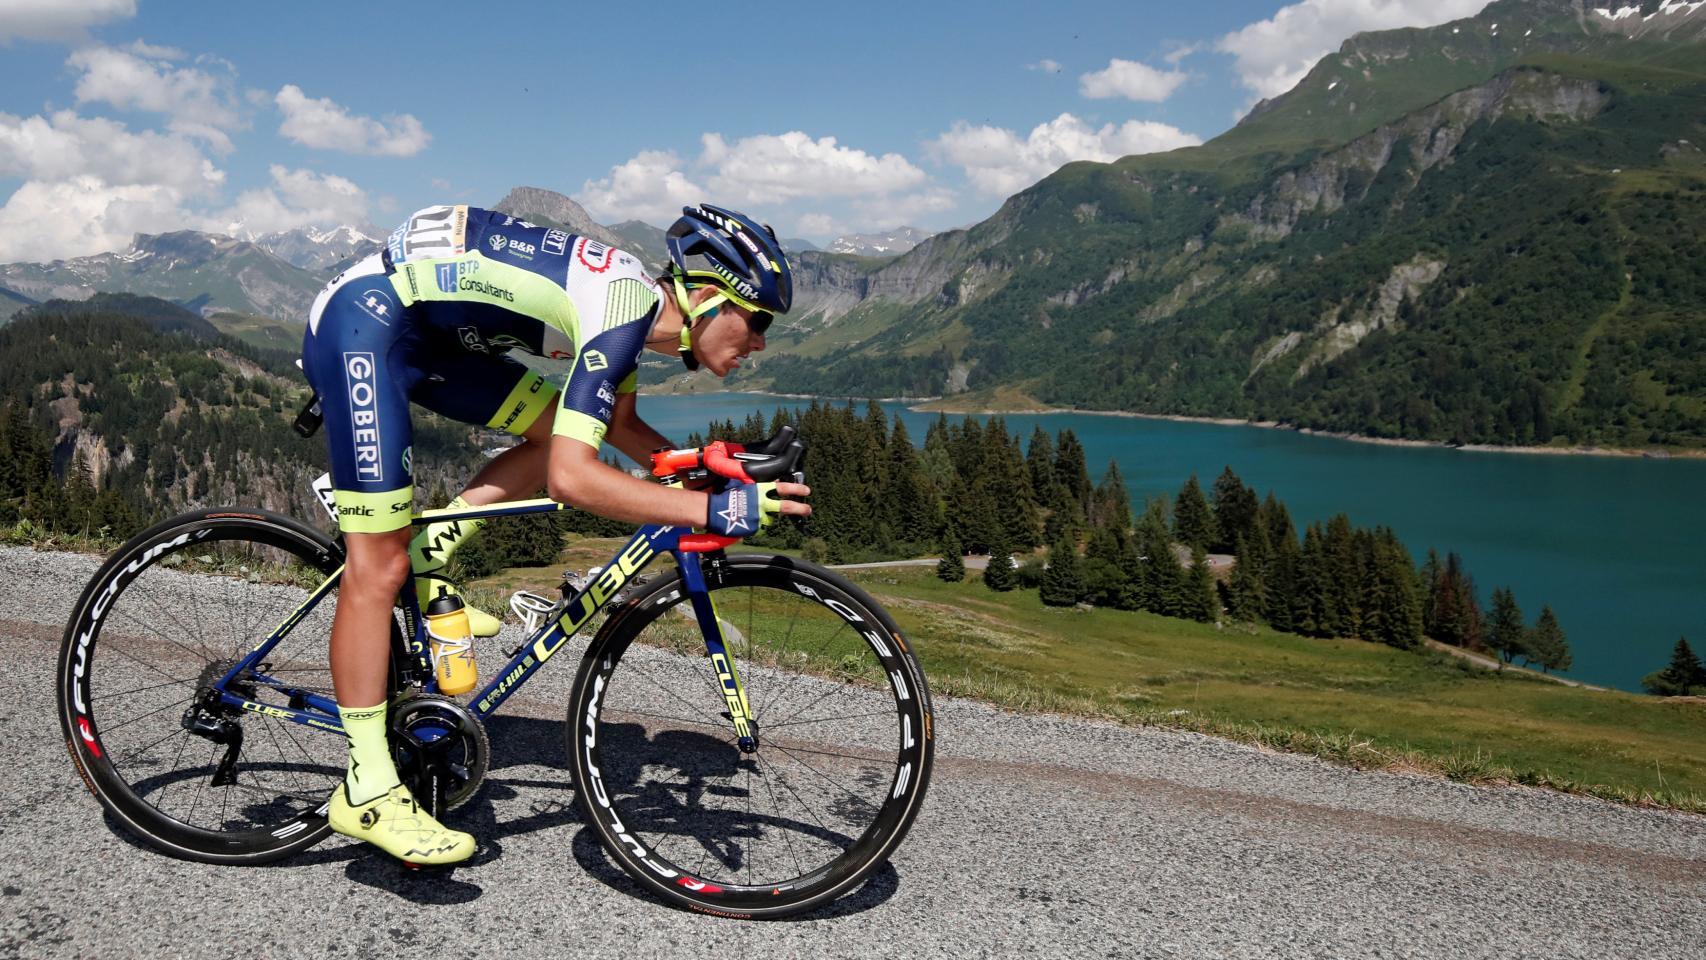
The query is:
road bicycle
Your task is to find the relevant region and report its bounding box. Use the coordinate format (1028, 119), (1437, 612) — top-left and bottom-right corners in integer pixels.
(56, 426), (934, 918)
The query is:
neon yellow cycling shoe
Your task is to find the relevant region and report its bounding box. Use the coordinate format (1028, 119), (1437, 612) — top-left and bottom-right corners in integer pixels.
(328, 783), (476, 866)
(415, 576), (504, 638)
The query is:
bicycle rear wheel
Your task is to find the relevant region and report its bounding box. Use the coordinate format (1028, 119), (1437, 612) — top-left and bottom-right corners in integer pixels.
(57, 508), (371, 864)
(567, 554), (934, 918)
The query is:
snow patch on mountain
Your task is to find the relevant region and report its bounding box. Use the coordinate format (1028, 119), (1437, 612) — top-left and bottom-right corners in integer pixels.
(251, 225), (382, 273)
(826, 227), (933, 257)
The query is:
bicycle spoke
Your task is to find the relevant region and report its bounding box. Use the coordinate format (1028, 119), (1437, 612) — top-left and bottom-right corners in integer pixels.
(96, 692), (200, 736)
(760, 709), (896, 731)
(767, 742), (881, 812)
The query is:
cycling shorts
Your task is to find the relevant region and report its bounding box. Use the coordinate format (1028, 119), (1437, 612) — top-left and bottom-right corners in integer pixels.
(301, 254), (557, 533)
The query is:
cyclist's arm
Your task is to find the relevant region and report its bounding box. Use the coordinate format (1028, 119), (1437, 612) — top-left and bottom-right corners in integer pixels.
(602, 391), (672, 464)
(547, 435), (711, 526)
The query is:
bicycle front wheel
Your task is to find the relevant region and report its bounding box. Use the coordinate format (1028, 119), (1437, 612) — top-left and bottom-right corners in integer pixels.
(57, 508), (364, 863)
(567, 554), (934, 918)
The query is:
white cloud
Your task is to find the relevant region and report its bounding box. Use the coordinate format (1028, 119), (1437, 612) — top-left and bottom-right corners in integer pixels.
(0, 110), (223, 195)
(1026, 58), (1063, 73)
(68, 44), (245, 151)
(930, 113), (1201, 196)
(0, 176), (189, 262)
(575, 149), (706, 225)
(700, 131), (926, 204)
(795, 212), (842, 238)
(214, 165), (370, 237)
(1078, 58), (1188, 102)
(0, 107), (372, 259)
(0, 0), (134, 43)
(1217, 0), (1487, 99)
(0, 108), (226, 260)
(577, 132), (927, 225)
(852, 187), (958, 230)
(275, 85), (430, 156)
(1163, 43), (1203, 66)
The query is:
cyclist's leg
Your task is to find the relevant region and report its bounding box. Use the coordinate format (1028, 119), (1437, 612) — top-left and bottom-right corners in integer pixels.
(409, 352), (558, 634)
(303, 267), (474, 864)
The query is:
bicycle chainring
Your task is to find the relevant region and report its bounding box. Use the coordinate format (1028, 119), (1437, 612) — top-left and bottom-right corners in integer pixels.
(388, 693), (490, 818)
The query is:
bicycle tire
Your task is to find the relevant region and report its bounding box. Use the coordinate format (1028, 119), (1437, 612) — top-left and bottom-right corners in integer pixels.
(57, 507), (378, 864)
(566, 553), (934, 918)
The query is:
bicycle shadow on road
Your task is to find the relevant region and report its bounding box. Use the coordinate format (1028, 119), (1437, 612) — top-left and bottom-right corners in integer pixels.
(359, 711), (904, 916)
(101, 712), (904, 914)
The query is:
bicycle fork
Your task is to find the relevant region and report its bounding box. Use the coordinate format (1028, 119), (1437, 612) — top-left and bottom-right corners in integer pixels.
(676, 551), (759, 752)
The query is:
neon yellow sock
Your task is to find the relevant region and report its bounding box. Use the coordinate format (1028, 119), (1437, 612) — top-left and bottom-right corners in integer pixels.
(339, 702), (401, 805)
(409, 495), (485, 586)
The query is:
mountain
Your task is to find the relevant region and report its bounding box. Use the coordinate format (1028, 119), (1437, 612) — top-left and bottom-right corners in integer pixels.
(252, 225), (381, 273)
(491, 187), (626, 247)
(740, 0), (1706, 450)
(606, 219), (669, 267)
(0, 231), (324, 325)
(826, 227), (932, 257)
(0, 284), (35, 323)
(0, 295), (489, 535)
(1216, 0), (1706, 159)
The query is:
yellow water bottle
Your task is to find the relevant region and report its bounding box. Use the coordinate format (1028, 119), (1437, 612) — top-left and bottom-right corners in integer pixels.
(426, 593), (477, 695)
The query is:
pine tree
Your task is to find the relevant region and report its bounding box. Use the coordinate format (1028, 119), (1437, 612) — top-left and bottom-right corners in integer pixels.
(1528, 606), (1572, 674)
(987, 421), (1042, 550)
(1427, 552), (1485, 650)
(1053, 429), (1093, 521)
(1026, 427), (1055, 505)
(982, 527), (1016, 592)
(1135, 500), (1182, 616)
(1040, 533), (1083, 607)
(1264, 504), (1301, 632)
(884, 418), (935, 548)
(1184, 544), (1219, 623)
(936, 527), (965, 583)
(1642, 637), (1706, 696)
(1420, 549), (1443, 634)
(1485, 587), (1527, 666)
(1322, 514), (1358, 638)
(1210, 466), (1259, 554)
(1226, 535), (1266, 623)
(1172, 474), (1215, 552)
(1361, 529), (1422, 649)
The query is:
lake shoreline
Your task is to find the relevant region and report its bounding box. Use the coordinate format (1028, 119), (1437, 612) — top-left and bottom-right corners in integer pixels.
(683, 388), (1705, 460)
(910, 401), (1706, 461)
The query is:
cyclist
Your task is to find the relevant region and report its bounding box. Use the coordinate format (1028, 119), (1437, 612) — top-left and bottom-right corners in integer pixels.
(300, 202), (810, 865)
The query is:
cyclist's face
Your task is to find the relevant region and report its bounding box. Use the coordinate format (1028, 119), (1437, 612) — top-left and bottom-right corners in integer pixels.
(695, 299), (768, 377)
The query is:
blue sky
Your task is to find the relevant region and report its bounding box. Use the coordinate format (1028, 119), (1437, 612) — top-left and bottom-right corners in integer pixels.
(0, 0), (1488, 261)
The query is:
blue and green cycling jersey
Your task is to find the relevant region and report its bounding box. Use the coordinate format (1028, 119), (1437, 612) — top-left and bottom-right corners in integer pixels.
(301, 204), (662, 532)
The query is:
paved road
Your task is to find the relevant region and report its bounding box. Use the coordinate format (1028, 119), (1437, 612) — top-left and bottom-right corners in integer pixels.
(5, 544), (1703, 959)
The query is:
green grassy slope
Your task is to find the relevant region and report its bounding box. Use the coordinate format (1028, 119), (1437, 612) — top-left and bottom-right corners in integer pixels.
(473, 540), (1705, 812)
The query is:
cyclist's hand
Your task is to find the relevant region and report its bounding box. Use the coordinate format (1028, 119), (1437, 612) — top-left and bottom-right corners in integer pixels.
(705, 481), (811, 537)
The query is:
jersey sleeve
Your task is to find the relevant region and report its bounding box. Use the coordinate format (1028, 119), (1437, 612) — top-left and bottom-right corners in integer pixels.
(552, 273), (660, 449)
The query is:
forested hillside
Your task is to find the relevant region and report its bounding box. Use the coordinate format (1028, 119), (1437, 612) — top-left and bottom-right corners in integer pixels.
(0, 295), (487, 538)
(741, 0), (1706, 449)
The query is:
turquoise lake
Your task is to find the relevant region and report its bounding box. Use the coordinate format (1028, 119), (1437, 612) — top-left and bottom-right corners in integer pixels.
(636, 392), (1704, 694)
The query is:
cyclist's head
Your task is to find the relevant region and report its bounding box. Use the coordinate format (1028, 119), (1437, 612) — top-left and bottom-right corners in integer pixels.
(666, 204), (792, 370)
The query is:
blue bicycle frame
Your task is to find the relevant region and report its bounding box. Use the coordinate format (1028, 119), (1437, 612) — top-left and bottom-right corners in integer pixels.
(211, 497), (758, 748)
